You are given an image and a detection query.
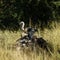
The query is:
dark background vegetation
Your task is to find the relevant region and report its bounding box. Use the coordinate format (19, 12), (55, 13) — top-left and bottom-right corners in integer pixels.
(0, 0), (60, 31)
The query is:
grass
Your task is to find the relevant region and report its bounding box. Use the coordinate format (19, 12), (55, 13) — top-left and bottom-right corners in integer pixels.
(0, 22), (60, 60)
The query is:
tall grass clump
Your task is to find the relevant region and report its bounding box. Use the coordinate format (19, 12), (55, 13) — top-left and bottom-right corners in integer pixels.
(0, 21), (60, 60)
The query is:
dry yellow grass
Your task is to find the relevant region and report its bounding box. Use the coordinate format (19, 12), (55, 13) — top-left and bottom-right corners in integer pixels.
(0, 22), (60, 60)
